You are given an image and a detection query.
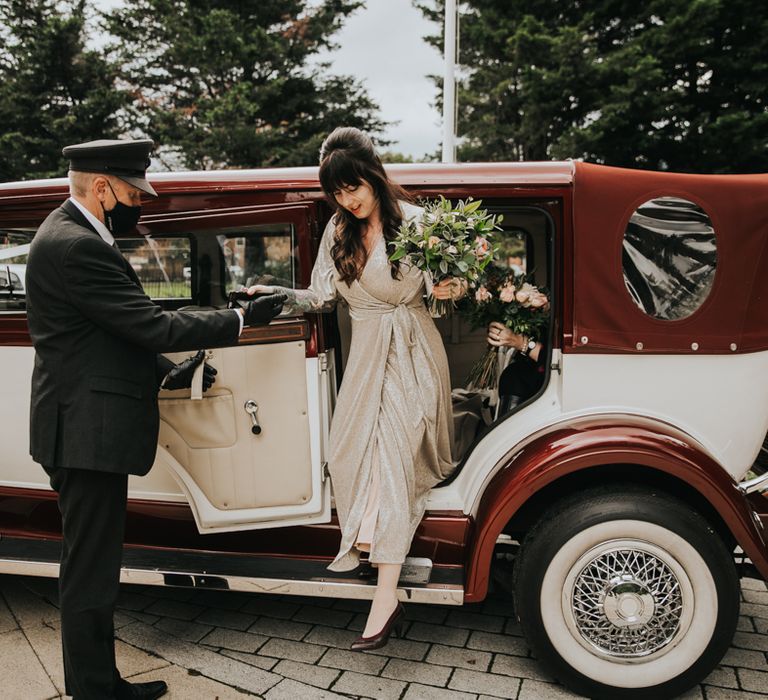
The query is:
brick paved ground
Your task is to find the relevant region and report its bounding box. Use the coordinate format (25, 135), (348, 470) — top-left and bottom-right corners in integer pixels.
(2, 573), (768, 699)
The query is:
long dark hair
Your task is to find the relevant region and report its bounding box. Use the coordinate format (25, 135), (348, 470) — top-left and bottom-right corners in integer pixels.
(318, 127), (411, 285)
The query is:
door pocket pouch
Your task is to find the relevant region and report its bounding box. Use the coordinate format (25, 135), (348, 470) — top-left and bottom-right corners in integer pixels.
(159, 392), (236, 448)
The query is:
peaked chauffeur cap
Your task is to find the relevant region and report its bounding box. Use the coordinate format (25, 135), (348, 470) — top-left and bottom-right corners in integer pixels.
(62, 139), (158, 196)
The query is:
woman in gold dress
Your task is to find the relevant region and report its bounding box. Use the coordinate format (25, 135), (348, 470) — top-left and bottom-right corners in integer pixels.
(249, 127), (459, 649)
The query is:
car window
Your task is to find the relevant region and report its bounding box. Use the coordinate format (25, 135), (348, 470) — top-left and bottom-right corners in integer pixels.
(216, 223), (297, 295)
(623, 197), (717, 320)
(0, 230), (33, 312)
(116, 236), (193, 302)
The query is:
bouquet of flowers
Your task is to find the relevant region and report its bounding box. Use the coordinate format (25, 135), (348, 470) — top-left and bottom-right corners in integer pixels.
(388, 196), (502, 316)
(461, 264), (550, 389)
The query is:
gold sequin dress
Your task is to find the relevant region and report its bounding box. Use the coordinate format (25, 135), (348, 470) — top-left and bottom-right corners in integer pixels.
(278, 202), (455, 571)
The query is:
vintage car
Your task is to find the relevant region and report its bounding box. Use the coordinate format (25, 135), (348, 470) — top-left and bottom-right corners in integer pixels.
(1, 161), (767, 699)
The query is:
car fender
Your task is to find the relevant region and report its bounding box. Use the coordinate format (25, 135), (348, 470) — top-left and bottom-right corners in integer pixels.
(465, 414), (768, 602)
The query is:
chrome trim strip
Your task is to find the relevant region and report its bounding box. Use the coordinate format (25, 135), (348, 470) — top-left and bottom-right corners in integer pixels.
(0, 559), (465, 606)
(739, 472), (768, 495)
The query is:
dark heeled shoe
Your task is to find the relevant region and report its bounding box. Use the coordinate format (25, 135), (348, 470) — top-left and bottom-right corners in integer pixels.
(351, 602), (405, 651)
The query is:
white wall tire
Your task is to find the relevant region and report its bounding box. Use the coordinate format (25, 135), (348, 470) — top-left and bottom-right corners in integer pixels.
(513, 488), (740, 700)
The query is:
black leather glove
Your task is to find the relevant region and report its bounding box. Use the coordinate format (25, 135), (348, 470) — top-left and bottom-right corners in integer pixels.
(162, 350), (217, 391)
(242, 293), (287, 326)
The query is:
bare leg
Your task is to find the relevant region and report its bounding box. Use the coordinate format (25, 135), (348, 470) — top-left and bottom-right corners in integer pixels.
(362, 563), (402, 637)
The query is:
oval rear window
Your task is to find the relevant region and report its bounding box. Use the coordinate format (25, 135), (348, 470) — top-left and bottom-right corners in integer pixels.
(622, 197), (717, 321)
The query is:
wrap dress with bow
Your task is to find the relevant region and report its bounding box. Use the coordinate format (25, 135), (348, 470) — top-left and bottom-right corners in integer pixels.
(278, 202), (455, 571)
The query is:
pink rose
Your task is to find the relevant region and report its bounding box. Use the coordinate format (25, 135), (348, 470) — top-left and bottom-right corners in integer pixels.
(515, 290), (530, 304)
(499, 284), (516, 303)
(530, 292), (549, 309)
(475, 286), (492, 302)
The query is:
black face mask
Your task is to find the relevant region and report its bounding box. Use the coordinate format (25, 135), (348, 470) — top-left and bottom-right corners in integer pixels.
(102, 181), (141, 235)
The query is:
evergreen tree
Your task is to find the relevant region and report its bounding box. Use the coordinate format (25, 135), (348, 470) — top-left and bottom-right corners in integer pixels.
(106, 0), (387, 169)
(417, 0), (768, 172)
(0, 0), (128, 181)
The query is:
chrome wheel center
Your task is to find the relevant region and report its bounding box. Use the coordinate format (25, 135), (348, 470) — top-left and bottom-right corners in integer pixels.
(571, 547), (684, 658)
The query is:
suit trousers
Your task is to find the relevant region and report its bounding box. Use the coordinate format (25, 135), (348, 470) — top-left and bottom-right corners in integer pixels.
(44, 466), (128, 700)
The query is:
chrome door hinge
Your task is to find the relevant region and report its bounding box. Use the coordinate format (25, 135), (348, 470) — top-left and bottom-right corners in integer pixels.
(321, 461), (330, 482)
(319, 353), (329, 373)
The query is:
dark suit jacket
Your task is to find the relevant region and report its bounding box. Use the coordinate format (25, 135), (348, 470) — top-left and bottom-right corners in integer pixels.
(26, 200), (240, 475)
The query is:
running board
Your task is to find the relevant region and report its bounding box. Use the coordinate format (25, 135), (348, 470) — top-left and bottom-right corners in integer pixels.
(0, 537), (464, 606)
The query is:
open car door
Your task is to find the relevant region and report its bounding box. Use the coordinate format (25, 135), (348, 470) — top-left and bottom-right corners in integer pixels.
(122, 201), (335, 533)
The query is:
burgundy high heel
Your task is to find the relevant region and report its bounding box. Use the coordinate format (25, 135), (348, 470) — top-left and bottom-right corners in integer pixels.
(351, 602), (405, 651)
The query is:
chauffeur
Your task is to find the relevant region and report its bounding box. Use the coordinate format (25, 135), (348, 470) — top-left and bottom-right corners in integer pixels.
(25, 139), (286, 700)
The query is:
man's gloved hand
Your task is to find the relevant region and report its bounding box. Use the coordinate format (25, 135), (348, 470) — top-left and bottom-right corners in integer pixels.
(242, 293), (287, 326)
(162, 350), (217, 391)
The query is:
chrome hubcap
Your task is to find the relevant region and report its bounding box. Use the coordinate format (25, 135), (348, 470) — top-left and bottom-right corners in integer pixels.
(571, 546), (684, 658)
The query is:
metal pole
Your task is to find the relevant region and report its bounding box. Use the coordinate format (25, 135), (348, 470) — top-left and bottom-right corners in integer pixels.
(442, 0), (457, 163)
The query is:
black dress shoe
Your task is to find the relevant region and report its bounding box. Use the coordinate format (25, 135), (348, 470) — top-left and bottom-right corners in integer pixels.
(116, 680), (168, 700)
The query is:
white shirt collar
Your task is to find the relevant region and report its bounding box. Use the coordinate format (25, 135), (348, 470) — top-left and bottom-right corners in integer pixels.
(68, 197), (115, 247)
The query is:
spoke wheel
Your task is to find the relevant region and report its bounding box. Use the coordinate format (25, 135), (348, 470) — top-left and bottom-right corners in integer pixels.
(513, 488), (739, 700)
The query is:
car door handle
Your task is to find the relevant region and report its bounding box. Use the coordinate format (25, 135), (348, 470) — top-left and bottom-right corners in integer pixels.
(244, 399), (262, 435)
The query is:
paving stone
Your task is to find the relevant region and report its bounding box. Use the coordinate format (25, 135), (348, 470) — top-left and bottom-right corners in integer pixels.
(115, 639), (172, 679)
(744, 589), (768, 606)
(403, 684), (476, 700)
(504, 618), (524, 637)
(0, 628), (58, 699)
(331, 670), (407, 700)
(116, 590), (156, 612)
(258, 637), (326, 664)
(122, 610), (161, 625)
(733, 630), (768, 653)
(117, 621), (281, 695)
(402, 604), (449, 624)
(331, 598), (371, 613)
(220, 648), (279, 671)
(200, 627), (268, 653)
(381, 657), (451, 686)
(705, 688), (768, 700)
(0, 594), (18, 634)
(154, 617), (214, 643)
(273, 659), (340, 688)
(426, 643), (492, 671)
(242, 597), (301, 619)
(293, 605), (354, 628)
(249, 616), (313, 641)
(365, 636), (430, 661)
(266, 678), (347, 700)
(739, 616), (757, 632)
(738, 668), (768, 694)
(492, 653), (554, 682)
(318, 647), (388, 674)
(304, 624), (360, 649)
(740, 603), (768, 621)
(518, 679), (584, 699)
(467, 630), (529, 656)
(742, 578), (768, 591)
(16, 616), (66, 695)
(127, 663), (253, 698)
(675, 687), (705, 700)
(347, 612), (367, 632)
(701, 665), (738, 689)
(406, 621), (469, 646)
(446, 609), (505, 633)
(2, 578), (60, 628)
(144, 598), (205, 621)
(722, 646), (768, 670)
(449, 668), (521, 698)
(195, 608), (258, 631)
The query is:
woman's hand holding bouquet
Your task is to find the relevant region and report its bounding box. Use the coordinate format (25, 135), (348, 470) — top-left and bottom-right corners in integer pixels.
(388, 196), (501, 317)
(462, 265), (550, 389)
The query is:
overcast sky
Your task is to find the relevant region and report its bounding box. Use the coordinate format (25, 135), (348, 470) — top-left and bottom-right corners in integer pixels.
(98, 0), (445, 161)
(313, 0), (444, 160)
